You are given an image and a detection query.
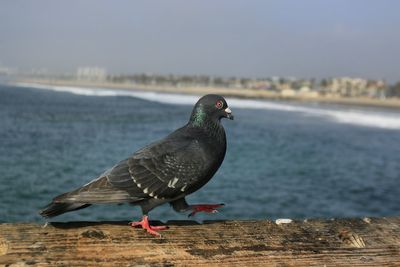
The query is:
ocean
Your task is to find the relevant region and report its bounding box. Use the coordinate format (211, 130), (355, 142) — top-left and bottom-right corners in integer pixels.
(1, 83), (399, 223)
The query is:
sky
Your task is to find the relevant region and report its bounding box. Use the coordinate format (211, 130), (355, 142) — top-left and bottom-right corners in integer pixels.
(1, 0), (400, 82)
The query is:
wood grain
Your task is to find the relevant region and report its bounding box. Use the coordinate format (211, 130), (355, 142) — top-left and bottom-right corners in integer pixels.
(1, 218), (400, 266)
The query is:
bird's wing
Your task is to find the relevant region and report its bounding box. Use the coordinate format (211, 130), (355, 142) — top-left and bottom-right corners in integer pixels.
(55, 135), (207, 204)
(108, 136), (208, 199)
(53, 174), (145, 204)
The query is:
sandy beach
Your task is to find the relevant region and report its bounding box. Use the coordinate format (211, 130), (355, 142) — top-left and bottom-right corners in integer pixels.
(13, 78), (400, 109)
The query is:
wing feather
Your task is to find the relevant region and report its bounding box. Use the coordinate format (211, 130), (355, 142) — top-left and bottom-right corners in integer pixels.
(127, 138), (207, 199)
(53, 176), (143, 204)
(75, 134), (210, 202)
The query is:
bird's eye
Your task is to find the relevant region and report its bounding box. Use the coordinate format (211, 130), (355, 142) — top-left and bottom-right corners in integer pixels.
(215, 100), (224, 109)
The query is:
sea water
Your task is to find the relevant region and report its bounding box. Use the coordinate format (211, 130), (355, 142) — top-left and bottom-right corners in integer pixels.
(1, 84), (399, 222)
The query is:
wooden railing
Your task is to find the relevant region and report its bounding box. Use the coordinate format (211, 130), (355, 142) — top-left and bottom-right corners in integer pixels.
(1, 217), (399, 266)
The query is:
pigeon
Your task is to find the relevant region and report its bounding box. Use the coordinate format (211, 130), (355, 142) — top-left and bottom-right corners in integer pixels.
(40, 94), (233, 236)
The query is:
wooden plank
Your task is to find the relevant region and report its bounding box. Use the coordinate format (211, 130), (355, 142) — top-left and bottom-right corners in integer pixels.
(1, 218), (400, 266)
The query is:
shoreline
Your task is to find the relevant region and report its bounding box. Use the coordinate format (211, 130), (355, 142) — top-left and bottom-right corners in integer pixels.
(10, 78), (400, 110)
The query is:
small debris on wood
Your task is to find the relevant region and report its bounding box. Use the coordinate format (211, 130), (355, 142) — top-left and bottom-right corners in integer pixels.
(275, 218), (293, 225)
(338, 229), (366, 248)
(363, 217), (371, 224)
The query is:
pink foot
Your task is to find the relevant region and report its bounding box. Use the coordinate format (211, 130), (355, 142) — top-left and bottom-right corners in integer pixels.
(129, 215), (168, 237)
(188, 203), (225, 217)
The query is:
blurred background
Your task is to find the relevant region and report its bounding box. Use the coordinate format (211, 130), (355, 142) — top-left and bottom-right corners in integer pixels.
(0, 0), (399, 223)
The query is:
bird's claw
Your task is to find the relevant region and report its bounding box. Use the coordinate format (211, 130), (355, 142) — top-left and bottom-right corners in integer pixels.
(188, 203), (225, 217)
(129, 215), (169, 237)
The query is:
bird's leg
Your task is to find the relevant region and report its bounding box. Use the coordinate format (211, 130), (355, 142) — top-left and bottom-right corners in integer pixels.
(188, 203), (225, 217)
(170, 198), (225, 217)
(129, 215), (168, 237)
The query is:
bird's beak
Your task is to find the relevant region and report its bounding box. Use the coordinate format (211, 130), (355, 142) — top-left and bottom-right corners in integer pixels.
(224, 107), (234, 120)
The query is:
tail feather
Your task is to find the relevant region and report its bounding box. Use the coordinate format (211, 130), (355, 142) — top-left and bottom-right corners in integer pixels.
(39, 202), (91, 218)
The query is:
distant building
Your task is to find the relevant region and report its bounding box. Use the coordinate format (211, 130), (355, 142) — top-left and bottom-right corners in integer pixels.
(281, 89), (296, 97)
(77, 67), (107, 81)
(0, 64), (16, 76)
(322, 77), (386, 98)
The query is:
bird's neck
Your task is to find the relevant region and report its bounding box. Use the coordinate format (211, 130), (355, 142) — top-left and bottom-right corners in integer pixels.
(189, 119), (225, 141)
(189, 105), (225, 140)
(189, 106), (207, 127)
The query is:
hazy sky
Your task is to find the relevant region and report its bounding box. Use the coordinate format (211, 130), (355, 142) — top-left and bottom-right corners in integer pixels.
(1, 0), (399, 82)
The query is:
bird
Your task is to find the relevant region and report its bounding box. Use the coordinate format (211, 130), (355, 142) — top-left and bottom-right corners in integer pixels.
(39, 94), (234, 236)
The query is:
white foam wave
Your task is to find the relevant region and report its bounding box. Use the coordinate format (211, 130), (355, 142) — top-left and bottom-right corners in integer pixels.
(15, 83), (400, 130)
(17, 83), (200, 105)
(227, 98), (400, 130)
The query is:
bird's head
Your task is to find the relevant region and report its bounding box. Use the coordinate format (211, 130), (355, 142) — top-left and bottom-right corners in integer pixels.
(189, 94), (234, 126)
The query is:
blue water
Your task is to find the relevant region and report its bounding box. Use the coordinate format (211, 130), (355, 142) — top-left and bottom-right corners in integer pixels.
(1, 84), (400, 223)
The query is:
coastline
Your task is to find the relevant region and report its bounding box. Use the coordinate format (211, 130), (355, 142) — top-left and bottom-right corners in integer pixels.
(11, 78), (400, 110)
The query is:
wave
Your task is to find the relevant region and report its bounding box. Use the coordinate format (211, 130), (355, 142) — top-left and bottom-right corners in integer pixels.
(227, 98), (400, 130)
(15, 83), (400, 130)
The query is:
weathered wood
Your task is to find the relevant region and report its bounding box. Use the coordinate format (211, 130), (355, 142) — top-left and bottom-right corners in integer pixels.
(1, 217), (400, 266)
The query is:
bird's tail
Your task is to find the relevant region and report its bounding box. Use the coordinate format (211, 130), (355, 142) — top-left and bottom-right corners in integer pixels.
(39, 202), (91, 218)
